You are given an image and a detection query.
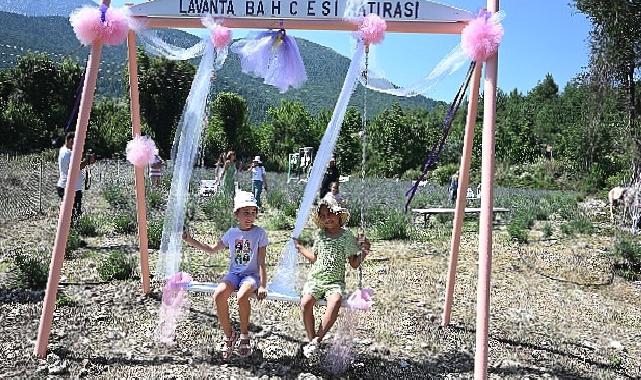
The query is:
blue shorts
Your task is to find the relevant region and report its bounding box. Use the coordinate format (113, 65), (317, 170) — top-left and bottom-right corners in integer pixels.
(222, 272), (259, 291)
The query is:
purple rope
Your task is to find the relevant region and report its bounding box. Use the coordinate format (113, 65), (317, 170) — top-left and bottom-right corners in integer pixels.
(99, 4), (108, 23)
(404, 61), (476, 212)
(64, 73), (85, 132)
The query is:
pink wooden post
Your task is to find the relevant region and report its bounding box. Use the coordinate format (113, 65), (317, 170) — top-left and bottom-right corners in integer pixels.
(34, 42), (104, 358)
(474, 0), (500, 378)
(127, 30), (151, 294)
(442, 62), (483, 326)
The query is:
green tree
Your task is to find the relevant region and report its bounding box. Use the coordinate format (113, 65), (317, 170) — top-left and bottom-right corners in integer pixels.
(0, 53), (82, 152)
(261, 100), (320, 167)
(574, 0), (641, 171)
(335, 107), (362, 174)
(136, 48), (195, 157)
(208, 92), (256, 159)
(86, 98), (143, 158)
(0, 99), (46, 152)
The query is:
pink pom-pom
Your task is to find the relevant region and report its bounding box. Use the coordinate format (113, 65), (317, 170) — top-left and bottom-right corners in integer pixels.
(211, 25), (232, 49)
(359, 14), (386, 45)
(461, 12), (504, 62)
(126, 136), (157, 167)
(70, 6), (129, 46)
(347, 288), (374, 311)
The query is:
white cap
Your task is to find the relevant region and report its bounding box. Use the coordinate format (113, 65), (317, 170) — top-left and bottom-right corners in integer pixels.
(253, 156), (262, 163)
(234, 191), (258, 212)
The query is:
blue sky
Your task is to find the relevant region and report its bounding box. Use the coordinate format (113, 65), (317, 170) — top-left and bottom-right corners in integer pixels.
(106, 0), (591, 101)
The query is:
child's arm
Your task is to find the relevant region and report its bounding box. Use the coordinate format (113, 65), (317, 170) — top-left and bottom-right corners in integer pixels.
(293, 239), (316, 263)
(257, 246), (268, 300)
(349, 234), (371, 268)
(182, 230), (225, 254)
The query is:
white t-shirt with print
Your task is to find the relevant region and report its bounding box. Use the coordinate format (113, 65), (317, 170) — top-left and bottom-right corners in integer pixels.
(251, 166), (265, 181)
(222, 225), (269, 275)
(57, 146), (84, 191)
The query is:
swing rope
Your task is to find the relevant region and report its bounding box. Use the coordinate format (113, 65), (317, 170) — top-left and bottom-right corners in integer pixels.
(404, 61), (477, 212)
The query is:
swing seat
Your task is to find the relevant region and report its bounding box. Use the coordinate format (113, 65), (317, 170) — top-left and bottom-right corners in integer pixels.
(185, 281), (350, 307)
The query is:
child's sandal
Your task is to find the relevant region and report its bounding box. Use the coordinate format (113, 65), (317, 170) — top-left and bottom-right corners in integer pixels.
(219, 331), (238, 360)
(236, 337), (252, 358)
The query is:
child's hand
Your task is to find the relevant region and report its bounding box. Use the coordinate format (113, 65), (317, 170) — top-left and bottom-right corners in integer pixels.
(358, 234), (370, 257)
(257, 286), (267, 300)
(293, 238), (303, 252)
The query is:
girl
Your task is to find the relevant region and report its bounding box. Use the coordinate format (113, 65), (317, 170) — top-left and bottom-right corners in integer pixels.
(221, 150), (237, 196)
(183, 191), (268, 359)
(149, 149), (164, 187)
(293, 193), (370, 359)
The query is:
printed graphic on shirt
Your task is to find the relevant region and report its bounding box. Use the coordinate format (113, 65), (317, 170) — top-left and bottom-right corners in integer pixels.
(234, 239), (252, 265)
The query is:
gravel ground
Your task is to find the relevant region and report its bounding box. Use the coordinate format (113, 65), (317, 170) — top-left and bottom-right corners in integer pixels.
(0, 188), (640, 379)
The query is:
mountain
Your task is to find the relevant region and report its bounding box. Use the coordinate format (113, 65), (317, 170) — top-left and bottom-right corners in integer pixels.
(0, 11), (439, 121)
(0, 0), (96, 17)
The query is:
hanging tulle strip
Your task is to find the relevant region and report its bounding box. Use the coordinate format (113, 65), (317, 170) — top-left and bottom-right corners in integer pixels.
(359, 10), (505, 98)
(157, 40), (216, 279)
(167, 18), (232, 161)
(267, 40), (366, 296)
(137, 29), (207, 61)
(231, 29), (307, 93)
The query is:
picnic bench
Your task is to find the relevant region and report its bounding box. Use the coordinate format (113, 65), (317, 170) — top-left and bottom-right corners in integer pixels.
(412, 207), (510, 227)
(198, 179), (218, 197)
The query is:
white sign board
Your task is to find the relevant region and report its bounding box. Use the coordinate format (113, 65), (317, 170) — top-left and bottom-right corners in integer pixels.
(129, 0), (473, 21)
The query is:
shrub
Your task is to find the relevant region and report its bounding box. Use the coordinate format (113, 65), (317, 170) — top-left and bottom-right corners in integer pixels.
(265, 188), (287, 210)
(201, 193), (235, 230)
(66, 229), (82, 257)
(374, 210), (411, 240)
(12, 249), (49, 290)
(147, 219), (163, 249)
(74, 214), (100, 237)
(113, 212), (138, 234)
(98, 250), (136, 281)
(56, 292), (79, 307)
(508, 221), (529, 244)
(282, 202), (299, 218)
(613, 236), (641, 280)
(147, 187), (166, 210)
(542, 223), (553, 238)
(561, 217), (593, 236)
(264, 212), (293, 230)
(102, 184), (130, 209)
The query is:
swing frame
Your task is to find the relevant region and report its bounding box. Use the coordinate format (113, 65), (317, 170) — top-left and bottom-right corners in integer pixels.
(35, 1), (501, 378)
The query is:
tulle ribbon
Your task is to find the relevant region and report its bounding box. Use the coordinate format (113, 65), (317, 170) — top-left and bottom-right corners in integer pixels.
(231, 29), (307, 93)
(359, 10), (505, 98)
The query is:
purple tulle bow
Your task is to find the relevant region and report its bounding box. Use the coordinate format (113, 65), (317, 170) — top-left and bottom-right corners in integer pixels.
(231, 29), (308, 93)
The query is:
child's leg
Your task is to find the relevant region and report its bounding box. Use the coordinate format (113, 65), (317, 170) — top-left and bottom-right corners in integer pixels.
(316, 292), (342, 341)
(213, 281), (235, 337)
(300, 293), (317, 341)
(236, 279), (257, 336)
